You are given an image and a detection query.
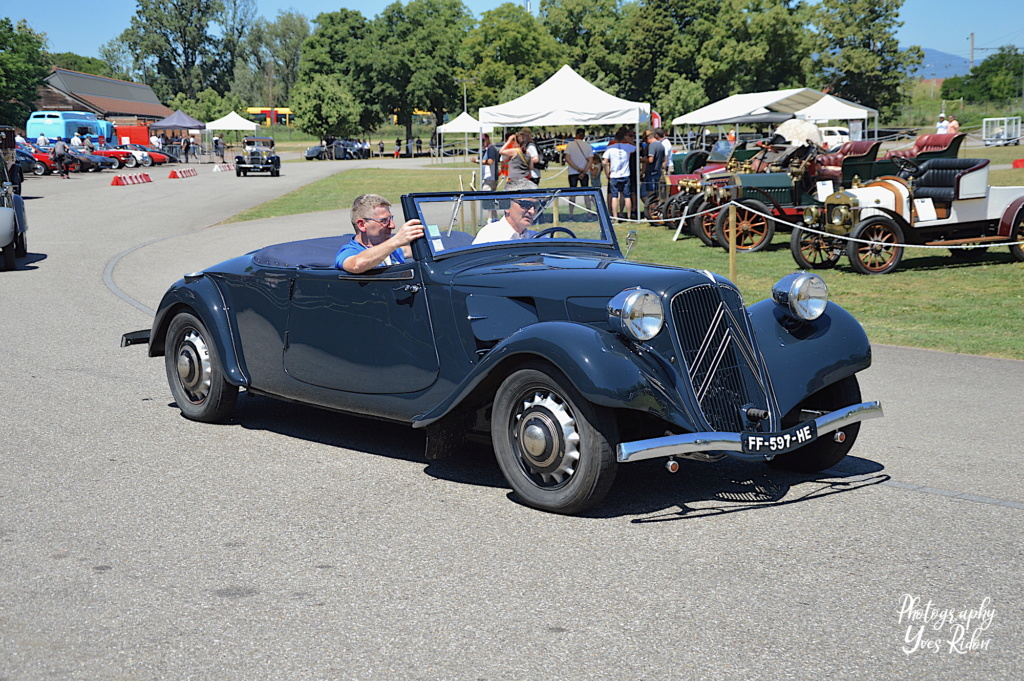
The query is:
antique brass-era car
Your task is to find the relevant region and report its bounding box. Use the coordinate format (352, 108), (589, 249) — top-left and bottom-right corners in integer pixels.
(235, 136), (281, 177)
(792, 156), (1024, 274)
(124, 187), (882, 514)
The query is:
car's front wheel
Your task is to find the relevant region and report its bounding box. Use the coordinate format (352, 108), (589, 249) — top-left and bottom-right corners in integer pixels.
(140, 155), (154, 167)
(846, 217), (905, 274)
(492, 365), (617, 514)
(164, 312), (238, 423)
(768, 375), (862, 472)
(714, 199), (775, 252)
(124, 155), (138, 168)
(690, 199), (719, 246)
(791, 227), (841, 269)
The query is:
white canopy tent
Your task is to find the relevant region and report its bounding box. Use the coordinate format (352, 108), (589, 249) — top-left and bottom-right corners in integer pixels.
(672, 88), (878, 140)
(205, 111), (259, 131)
(436, 111), (494, 160)
(478, 65), (650, 202)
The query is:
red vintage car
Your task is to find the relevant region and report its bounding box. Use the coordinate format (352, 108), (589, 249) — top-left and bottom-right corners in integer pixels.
(17, 142), (58, 176)
(118, 144), (173, 165)
(92, 144), (137, 169)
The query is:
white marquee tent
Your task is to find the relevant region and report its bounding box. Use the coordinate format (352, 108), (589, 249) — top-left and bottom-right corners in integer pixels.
(205, 111), (259, 131)
(479, 65), (650, 128)
(672, 88), (878, 139)
(478, 65), (649, 198)
(436, 111), (494, 160)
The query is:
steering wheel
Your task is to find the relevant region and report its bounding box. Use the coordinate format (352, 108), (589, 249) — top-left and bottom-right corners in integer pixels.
(891, 155), (922, 176)
(532, 226), (577, 239)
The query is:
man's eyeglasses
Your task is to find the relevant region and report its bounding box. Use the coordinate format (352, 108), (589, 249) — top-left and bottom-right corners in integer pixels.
(513, 199), (543, 212)
(366, 215), (395, 226)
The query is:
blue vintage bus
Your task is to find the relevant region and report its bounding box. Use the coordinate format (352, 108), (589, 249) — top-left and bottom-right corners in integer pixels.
(25, 111), (115, 143)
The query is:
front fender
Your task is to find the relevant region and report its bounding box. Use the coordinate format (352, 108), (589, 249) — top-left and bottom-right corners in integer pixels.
(414, 321), (696, 430)
(12, 193), (27, 236)
(749, 299), (872, 416)
(148, 275), (250, 387)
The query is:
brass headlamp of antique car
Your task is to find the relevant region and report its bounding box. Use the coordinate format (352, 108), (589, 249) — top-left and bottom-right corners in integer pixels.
(772, 272), (829, 321)
(802, 206), (821, 225)
(607, 288), (665, 341)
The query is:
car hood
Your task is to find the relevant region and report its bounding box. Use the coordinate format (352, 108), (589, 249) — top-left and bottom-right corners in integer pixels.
(446, 251), (727, 303)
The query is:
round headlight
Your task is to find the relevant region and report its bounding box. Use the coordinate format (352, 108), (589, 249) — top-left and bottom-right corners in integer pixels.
(607, 289), (664, 341)
(703, 185), (714, 201)
(716, 187), (730, 202)
(830, 205), (849, 226)
(803, 206), (820, 225)
(772, 272), (829, 321)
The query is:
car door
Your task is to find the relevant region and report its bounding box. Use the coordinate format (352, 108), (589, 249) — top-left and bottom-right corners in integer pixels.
(282, 263), (439, 394)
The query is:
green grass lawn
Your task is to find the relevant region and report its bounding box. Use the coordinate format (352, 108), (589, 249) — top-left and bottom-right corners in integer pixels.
(224, 165), (1024, 360)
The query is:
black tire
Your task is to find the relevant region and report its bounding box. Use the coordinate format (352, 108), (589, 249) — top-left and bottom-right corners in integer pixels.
(14, 230), (27, 258)
(32, 161), (49, 176)
(2, 245), (14, 271)
(846, 217), (905, 274)
(643, 197), (664, 224)
(689, 199), (719, 246)
(768, 375), (862, 473)
(714, 199), (775, 252)
(111, 158), (123, 170)
(164, 312), (238, 423)
(491, 365), (617, 514)
(791, 227), (841, 269)
(125, 155), (138, 168)
(235, 167), (242, 177)
(1009, 213), (1024, 262)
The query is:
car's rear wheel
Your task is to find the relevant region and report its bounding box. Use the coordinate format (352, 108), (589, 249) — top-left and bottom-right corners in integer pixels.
(1009, 214), (1024, 262)
(492, 364), (617, 514)
(32, 161), (48, 176)
(165, 312), (238, 423)
(125, 155), (138, 168)
(791, 227), (841, 269)
(846, 217), (904, 274)
(690, 199), (719, 246)
(14, 229), (27, 258)
(768, 375), (862, 472)
(714, 199), (775, 252)
(2, 245), (14, 271)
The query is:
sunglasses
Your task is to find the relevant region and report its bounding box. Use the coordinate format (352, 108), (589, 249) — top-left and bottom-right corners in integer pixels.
(513, 199), (543, 211)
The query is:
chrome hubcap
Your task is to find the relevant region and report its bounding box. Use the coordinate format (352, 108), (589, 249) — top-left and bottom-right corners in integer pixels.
(513, 391), (580, 486)
(176, 330), (212, 402)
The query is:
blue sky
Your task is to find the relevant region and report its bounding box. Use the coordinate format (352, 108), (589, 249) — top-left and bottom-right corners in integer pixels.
(9, 0), (1024, 64)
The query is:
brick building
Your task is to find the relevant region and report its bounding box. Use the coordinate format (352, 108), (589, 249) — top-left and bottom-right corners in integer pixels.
(35, 68), (173, 126)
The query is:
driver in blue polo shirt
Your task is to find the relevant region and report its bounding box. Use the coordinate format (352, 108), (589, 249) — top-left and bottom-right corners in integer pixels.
(335, 193), (424, 273)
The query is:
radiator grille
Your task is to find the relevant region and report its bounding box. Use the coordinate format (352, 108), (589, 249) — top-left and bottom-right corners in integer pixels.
(670, 284), (770, 432)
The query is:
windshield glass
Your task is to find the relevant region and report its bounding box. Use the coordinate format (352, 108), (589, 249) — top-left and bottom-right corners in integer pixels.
(409, 188), (613, 258)
(707, 140), (737, 163)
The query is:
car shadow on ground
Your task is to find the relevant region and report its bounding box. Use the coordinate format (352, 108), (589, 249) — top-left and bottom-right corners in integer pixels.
(224, 392), (888, 519)
(3, 252), (47, 271)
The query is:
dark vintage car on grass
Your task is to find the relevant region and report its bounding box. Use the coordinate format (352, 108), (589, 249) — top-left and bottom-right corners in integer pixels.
(236, 136), (281, 176)
(124, 187), (883, 514)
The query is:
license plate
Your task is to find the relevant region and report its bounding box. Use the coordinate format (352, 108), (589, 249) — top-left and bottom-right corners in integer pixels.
(741, 422), (818, 455)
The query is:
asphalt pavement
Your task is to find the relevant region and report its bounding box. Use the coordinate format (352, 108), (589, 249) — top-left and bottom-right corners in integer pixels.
(1, 156), (1020, 679)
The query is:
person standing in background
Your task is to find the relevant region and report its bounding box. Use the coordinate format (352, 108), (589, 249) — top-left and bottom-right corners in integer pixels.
(936, 113), (949, 134)
(946, 115), (960, 135)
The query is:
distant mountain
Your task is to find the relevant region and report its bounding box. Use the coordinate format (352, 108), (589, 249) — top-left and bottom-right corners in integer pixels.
(912, 48), (972, 79)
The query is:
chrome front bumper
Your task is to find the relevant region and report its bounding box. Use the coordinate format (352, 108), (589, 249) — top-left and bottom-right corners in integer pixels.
(616, 401), (883, 464)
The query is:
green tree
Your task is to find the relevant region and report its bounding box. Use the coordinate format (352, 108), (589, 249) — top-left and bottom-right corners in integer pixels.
(0, 19), (49, 126)
(48, 52), (114, 78)
(167, 88), (248, 121)
(296, 9), (374, 129)
(217, 0), (257, 93)
(941, 47), (1024, 104)
(361, 0), (476, 141)
(810, 0), (922, 116)
(290, 73), (362, 140)
(538, 0), (631, 94)
(106, 0), (227, 100)
(230, 10), (310, 106)
(459, 2), (566, 112)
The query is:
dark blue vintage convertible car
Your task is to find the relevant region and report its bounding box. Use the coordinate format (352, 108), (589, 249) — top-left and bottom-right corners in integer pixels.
(124, 187), (882, 514)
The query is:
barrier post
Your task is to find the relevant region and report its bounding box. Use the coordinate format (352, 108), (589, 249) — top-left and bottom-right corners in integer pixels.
(728, 202), (737, 282)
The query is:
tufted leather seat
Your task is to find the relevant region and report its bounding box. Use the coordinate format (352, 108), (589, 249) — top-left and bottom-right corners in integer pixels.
(883, 133), (964, 160)
(816, 140), (881, 184)
(898, 158), (990, 202)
